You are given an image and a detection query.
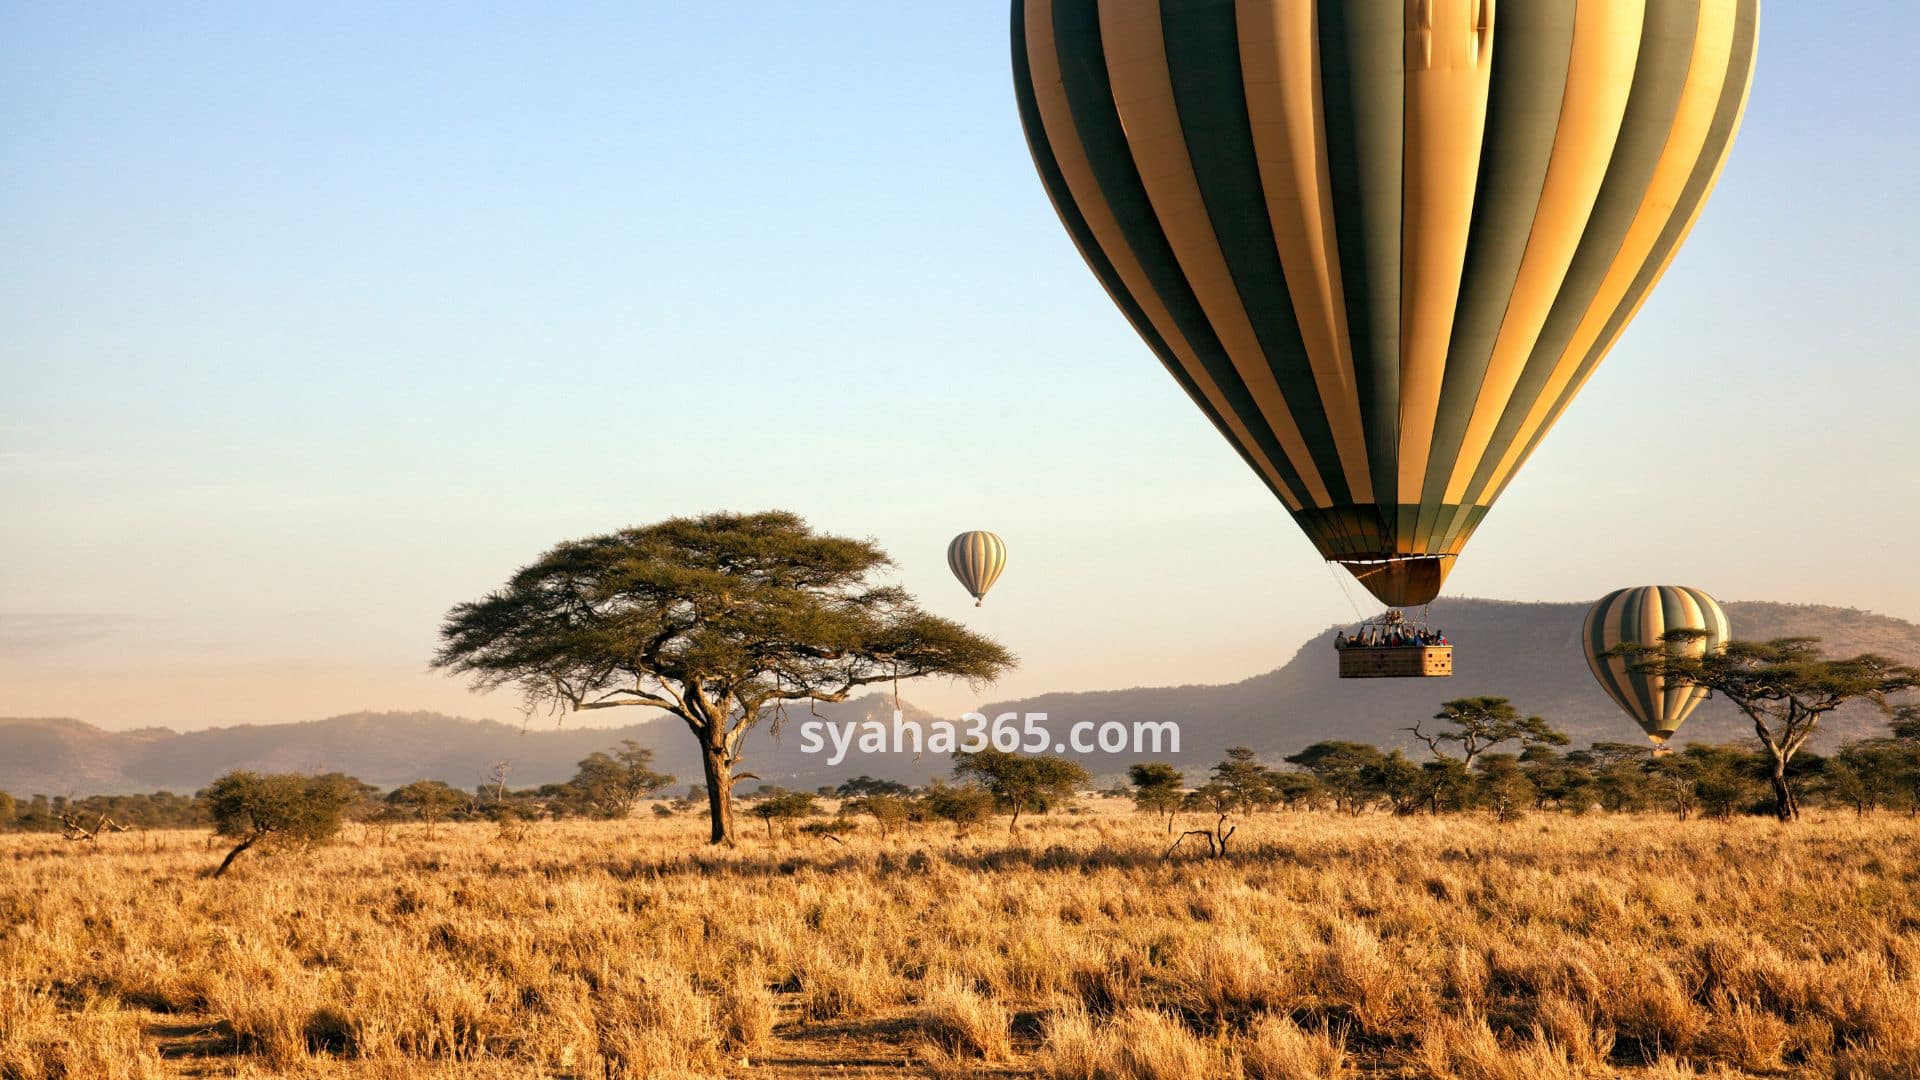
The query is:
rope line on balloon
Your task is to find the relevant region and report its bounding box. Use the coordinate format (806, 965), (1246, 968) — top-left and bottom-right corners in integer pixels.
(1326, 561), (1367, 623)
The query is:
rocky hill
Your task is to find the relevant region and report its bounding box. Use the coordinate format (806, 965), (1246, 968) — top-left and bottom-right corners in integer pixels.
(984, 599), (1920, 774)
(5, 599), (1916, 795)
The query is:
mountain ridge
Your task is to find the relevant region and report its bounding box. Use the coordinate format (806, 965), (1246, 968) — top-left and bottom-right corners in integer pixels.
(5, 598), (1917, 794)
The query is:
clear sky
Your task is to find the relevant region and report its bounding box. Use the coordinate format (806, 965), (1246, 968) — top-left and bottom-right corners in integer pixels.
(3, 3), (1917, 731)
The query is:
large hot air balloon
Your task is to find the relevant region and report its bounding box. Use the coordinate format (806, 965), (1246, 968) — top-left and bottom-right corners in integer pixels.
(1011, 0), (1758, 606)
(1583, 586), (1729, 745)
(948, 531), (1008, 606)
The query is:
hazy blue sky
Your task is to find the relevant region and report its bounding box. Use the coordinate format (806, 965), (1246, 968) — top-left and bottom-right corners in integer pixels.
(4, 3), (1917, 731)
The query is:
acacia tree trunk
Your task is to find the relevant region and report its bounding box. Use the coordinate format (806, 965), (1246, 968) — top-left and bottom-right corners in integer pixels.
(1757, 719), (1801, 823)
(1768, 754), (1799, 822)
(701, 743), (735, 847)
(213, 833), (261, 878)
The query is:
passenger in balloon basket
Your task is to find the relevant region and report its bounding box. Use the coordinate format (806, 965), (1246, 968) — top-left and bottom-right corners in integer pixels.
(1332, 610), (1448, 650)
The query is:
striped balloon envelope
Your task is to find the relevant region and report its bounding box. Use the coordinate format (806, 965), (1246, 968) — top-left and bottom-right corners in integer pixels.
(1010, 0), (1759, 606)
(1583, 586), (1730, 744)
(947, 531), (1009, 606)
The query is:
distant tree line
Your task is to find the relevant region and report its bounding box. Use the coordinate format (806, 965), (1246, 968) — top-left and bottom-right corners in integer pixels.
(1, 790), (209, 833)
(6, 691), (1918, 872)
(0, 740), (678, 838)
(1116, 698), (1920, 832)
(8, 707), (1920, 842)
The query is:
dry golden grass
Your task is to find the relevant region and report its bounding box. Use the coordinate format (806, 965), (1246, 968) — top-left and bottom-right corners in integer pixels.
(3, 803), (1919, 1078)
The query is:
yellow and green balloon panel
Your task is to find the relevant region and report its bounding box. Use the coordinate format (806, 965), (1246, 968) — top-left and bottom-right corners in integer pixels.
(1011, 0), (1758, 605)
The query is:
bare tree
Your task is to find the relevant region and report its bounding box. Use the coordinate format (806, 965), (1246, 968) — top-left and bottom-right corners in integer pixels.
(57, 811), (130, 843)
(1165, 783), (1236, 859)
(485, 761), (512, 804)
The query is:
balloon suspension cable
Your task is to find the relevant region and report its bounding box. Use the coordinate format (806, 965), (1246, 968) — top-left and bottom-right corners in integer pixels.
(1326, 561), (1367, 621)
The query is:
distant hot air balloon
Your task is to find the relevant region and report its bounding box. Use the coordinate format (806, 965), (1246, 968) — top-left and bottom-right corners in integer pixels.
(948, 531), (1008, 606)
(1583, 586), (1730, 745)
(1011, 0), (1758, 606)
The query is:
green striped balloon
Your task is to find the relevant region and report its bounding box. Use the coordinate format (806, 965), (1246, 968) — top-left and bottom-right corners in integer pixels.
(1583, 586), (1730, 743)
(948, 531), (1009, 606)
(1011, 0), (1758, 606)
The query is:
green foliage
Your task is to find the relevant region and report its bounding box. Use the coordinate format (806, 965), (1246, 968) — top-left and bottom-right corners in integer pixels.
(1368, 751), (1426, 815)
(1570, 743), (1658, 812)
(432, 510), (1016, 846)
(1516, 749), (1595, 813)
(1180, 781), (1235, 815)
(748, 791), (821, 840)
(1416, 758), (1475, 814)
(1473, 754), (1534, 822)
(951, 749), (1090, 829)
(919, 782), (995, 833)
(801, 817), (857, 839)
(205, 772), (358, 842)
(836, 775), (912, 798)
(846, 793), (911, 836)
(1823, 738), (1920, 814)
(0, 791), (16, 828)
(1285, 741), (1383, 814)
(1615, 634), (1920, 821)
(387, 780), (467, 837)
(1658, 745), (1766, 819)
(202, 771), (360, 877)
(1891, 704), (1920, 742)
(1126, 762), (1185, 826)
(5, 790), (211, 832)
(1410, 697), (1568, 766)
(567, 741), (674, 820)
(1209, 747), (1281, 813)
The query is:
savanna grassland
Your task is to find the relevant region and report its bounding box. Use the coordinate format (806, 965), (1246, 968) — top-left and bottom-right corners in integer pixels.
(5, 806), (1919, 1079)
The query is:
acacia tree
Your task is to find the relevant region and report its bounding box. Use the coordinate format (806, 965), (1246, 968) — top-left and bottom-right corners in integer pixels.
(388, 780), (466, 839)
(433, 511), (1014, 846)
(919, 782), (995, 834)
(1211, 746), (1282, 813)
(1574, 742), (1658, 813)
(1824, 740), (1912, 816)
(204, 771), (359, 878)
(847, 793), (911, 838)
(749, 791), (820, 841)
(1127, 762), (1185, 833)
(952, 748), (1089, 832)
(1889, 706), (1920, 814)
(1408, 697), (1567, 769)
(1473, 754), (1534, 823)
(1285, 741), (1386, 815)
(1399, 698), (1564, 814)
(1615, 635), (1920, 821)
(569, 741), (674, 819)
(1895, 704), (1920, 743)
